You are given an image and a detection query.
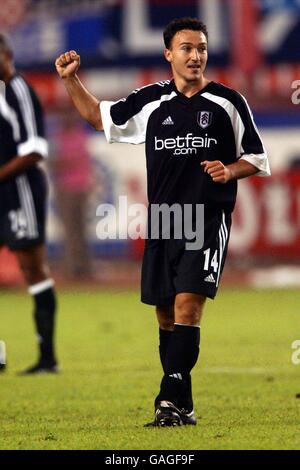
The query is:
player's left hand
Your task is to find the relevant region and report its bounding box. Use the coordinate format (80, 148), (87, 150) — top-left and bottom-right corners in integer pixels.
(201, 160), (232, 184)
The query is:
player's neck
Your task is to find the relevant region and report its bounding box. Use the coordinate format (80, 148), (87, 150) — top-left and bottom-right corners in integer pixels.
(175, 76), (210, 98)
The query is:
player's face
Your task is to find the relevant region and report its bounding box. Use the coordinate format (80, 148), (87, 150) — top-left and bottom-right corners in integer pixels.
(164, 30), (208, 83)
(0, 49), (9, 81)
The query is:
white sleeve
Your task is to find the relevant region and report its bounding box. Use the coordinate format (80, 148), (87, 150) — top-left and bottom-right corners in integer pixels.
(100, 100), (146, 145)
(240, 153), (271, 176)
(99, 84), (177, 145)
(11, 76), (48, 158)
(17, 137), (48, 158)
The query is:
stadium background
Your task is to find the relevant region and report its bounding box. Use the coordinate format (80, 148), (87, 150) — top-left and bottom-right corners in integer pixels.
(1, 0), (300, 288)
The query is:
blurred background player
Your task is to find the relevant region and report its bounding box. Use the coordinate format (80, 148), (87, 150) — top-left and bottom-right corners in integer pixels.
(0, 34), (58, 374)
(55, 16), (270, 426)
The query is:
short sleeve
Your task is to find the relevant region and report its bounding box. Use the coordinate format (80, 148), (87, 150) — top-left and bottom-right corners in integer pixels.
(236, 93), (271, 177)
(10, 76), (48, 158)
(100, 96), (147, 145)
(100, 82), (177, 145)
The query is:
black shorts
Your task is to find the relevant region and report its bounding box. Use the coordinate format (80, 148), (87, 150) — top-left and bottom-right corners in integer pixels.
(0, 168), (47, 251)
(141, 208), (232, 306)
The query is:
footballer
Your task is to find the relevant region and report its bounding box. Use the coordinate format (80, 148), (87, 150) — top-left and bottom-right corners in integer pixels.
(0, 34), (58, 374)
(55, 17), (270, 426)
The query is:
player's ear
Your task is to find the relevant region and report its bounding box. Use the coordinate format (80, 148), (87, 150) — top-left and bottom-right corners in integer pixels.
(164, 48), (172, 63)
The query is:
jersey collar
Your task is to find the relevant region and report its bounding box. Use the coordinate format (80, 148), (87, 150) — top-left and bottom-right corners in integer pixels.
(171, 79), (214, 104)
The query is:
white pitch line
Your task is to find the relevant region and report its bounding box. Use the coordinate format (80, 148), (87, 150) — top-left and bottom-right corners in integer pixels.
(0, 340), (6, 365)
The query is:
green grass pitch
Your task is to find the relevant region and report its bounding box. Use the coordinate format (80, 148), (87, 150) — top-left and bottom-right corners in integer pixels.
(0, 288), (299, 450)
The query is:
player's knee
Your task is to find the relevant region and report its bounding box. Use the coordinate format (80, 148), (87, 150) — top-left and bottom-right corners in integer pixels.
(158, 316), (174, 330)
(19, 264), (47, 286)
(156, 306), (174, 330)
(175, 294), (205, 326)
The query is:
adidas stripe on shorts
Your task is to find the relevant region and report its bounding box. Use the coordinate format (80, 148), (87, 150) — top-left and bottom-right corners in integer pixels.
(0, 167), (47, 251)
(141, 207), (232, 306)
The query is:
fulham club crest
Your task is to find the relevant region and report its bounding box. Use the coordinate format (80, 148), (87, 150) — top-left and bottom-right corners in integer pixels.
(197, 111), (212, 129)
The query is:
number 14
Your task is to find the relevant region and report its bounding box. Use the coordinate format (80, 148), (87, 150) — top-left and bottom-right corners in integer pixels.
(203, 248), (219, 273)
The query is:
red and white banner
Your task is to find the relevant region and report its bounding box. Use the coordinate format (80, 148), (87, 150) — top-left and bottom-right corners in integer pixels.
(231, 172), (300, 258)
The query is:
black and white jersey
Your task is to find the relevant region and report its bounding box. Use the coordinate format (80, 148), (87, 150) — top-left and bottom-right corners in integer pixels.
(100, 80), (270, 212)
(0, 74), (48, 166)
(0, 75), (48, 219)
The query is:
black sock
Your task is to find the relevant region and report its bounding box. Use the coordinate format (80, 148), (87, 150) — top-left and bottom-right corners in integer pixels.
(29, 280), (57, 364)
(157, 328), (194, 411)
(159, 328), (173, 373)
(156, 324), (200, 411)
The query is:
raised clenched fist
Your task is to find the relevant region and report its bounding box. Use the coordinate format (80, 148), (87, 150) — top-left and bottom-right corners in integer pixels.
(55, 50), (81, 79)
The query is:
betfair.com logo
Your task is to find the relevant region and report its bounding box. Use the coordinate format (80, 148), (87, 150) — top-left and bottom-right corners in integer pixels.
(155, 133), (218, 156)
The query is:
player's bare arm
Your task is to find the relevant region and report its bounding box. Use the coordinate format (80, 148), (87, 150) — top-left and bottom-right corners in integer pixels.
(55, 50), (103, 131)
(201, 159), (259, 183)
(0, 154), (42, 182)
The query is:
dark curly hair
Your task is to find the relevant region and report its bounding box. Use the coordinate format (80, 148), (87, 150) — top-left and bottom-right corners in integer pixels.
(163, 17), (208, 50)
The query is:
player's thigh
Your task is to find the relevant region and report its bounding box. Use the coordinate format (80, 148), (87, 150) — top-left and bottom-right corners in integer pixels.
(141, 239), (176, 307)
(4, 173), (47, 253)
(174, 209), (232, 300)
